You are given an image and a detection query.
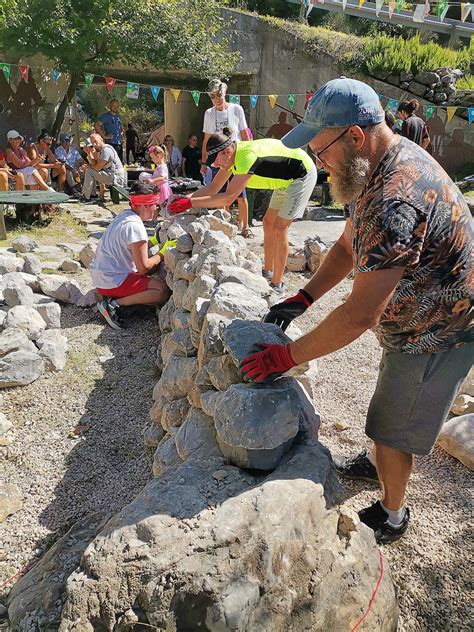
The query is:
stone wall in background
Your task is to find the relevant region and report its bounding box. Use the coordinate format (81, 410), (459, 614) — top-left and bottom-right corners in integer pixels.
(7, 211), (399, 631)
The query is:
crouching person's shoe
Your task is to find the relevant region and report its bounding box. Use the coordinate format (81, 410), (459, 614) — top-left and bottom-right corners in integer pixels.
(333, 449), (379, 483)
(358, 501), (410, 544)
(97, 298), (126, 330)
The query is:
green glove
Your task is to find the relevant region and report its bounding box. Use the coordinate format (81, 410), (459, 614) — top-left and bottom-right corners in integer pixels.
(149, 233), (159, 247)
(159, 239), (177, 256)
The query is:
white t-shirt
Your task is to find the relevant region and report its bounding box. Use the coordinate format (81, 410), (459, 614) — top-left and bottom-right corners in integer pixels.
(203, 103), (247, 141)
(89, 209), (148, 289)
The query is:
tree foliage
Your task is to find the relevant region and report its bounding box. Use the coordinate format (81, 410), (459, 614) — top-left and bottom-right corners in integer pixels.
(0, 0), (238, 134)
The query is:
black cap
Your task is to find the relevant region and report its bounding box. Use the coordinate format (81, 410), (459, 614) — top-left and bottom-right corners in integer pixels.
(38, 130), (53, 141)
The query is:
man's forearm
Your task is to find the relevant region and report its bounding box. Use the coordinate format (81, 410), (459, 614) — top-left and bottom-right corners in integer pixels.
(304, 240), (353, 301)
(289, 302), (372, 364)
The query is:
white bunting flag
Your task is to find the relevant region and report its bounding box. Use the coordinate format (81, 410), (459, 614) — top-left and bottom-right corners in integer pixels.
(413, 4), (426, 21)
(461, 2), (472, 21)
(376, 0), (384, 16)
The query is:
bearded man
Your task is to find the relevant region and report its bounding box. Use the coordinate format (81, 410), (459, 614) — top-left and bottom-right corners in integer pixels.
(240, 78), (473, 544)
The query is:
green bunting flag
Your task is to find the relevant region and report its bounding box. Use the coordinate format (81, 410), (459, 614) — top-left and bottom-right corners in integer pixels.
(191, 90), (200, 106)
(424, 105), (436, 120)
(229, 95), (240, 104)
(395, 0), (404, 10)
(287, 94), (296, 110)
(437, 0), (448, 15)
(84, 73), (94, 87)
(1, 63), (10, 82)
(250, 95), (258, 108)
(126, 82), (140, 99)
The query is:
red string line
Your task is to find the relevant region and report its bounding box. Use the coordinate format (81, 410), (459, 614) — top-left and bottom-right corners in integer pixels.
(351, 549), (385, 632)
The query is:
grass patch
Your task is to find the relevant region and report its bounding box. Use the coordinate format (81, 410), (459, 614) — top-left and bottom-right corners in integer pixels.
(65, 345), (103, 390)
(3, 210), (88, 248)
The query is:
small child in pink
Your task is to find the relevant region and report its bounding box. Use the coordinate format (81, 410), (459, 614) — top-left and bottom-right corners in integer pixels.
(139, 145), (172, 206)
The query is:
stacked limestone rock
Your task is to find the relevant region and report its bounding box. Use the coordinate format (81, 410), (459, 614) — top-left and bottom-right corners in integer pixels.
(0, 236), (98, 388)
(7, 211), (399, 630)
(286, 235), (329, 273)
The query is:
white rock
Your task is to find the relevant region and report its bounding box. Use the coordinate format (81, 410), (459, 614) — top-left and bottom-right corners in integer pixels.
(0, 483), (24, 522)
(22, 253), (42, 276)
(12, 235), (37, 253)
(0, 411), (12, 435)
(36, 329), (68, 372)
(459, 366), (474, 397)
(0, 328), (30, 356)
(60, 258), (82, 273)
(79, 243), (96, 268)
(287, 247), (307, 272)
(208, 282), (268, 321)
(3, 281), (34, 307)
(35, 302), (61, 329)
(203, 229), (232, 249)
(5, 306), (46, 340)
(39, 274), (71, 302)
(205, 215), (238, 239)
(215, 265), (271, 297)
(0, 255), (23, 274)
(0, 349), (44, 387)
(438, 414), (474, 470)
(451, 393), (474, 416)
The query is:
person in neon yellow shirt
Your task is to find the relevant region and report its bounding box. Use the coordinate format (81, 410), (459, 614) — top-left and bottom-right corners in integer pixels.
(168, 128), (317, 291)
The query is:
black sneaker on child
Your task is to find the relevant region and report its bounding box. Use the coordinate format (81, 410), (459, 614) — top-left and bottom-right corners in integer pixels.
(358, 501), (410, 544)
(333, 449), (379, 483)
(97, 299), (126, 330)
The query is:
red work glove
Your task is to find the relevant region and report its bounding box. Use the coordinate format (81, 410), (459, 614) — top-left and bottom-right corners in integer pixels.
(263, 289), (314, 331)
(167, 196), (192, 215)
(240, 343), (297, 383)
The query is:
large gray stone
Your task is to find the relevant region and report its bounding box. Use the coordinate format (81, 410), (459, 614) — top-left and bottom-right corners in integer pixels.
(2, 271), (40, 292)
(175, 409), (221, 461)
(160, 356), (198, 401)
(0, 349), (44, 387)
(79, 243), (96, 268)
(3, 281), (34, 307)
(12, 235), (38, 253)
(437, 414), (474, 470)
(207, 354), (242, 391)
(208, 282), (268, 321)
(0, 483), (23, 522)
(203, 229), (232, 249)
(173, 254), (198, 283)
(197, 313), (230, 368)
(143, 423), (165, 448)
(164, 247), (189, 274)
(414, 70), (440, 85)
(171, 279), (189, 310)
(222, 319), (290, 367)
(36, 329), (68, 372)
(26, 442), (398, 631)
(195, 244), (237, 277)
(187, 218), (210, 244)
(175, 233), (194, 253)
(35, 302), (61, 329)
(161, 397), (191, 431)
(152, 431), (182, 477)
(190, 297), (210, 333)
(60, 258), (82, 273)
(0, 255), (23, 274)
(38, 274), (71, 302)
(0, 328), (30, 356)
(165, 328), (196, 358)
(215, 265), (272, 297)
(205, 215), (238, 239)
(181, 274), (216, 312)
(22, 253), (42, 276)
(202, 380), (304, 470)
(158, 298), (175, 333)
(5, 306), (47, 340)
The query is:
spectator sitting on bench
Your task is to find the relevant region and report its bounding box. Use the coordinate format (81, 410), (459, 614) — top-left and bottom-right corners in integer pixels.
(5, 130), (54, 191)
(90, 180), (172, 330)
(0, 149), (25, 191)
(27, 130), (67, 192)
(54, 133), (86, 195)
(81, 133), (126, 204)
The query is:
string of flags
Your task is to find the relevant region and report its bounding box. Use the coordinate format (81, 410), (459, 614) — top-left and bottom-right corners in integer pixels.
(304, 0), (473, 23)
(0, 61), (473, 124)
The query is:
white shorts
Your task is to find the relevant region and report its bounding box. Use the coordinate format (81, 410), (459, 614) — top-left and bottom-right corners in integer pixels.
(269, 162), (317, 221)
(17, 166), (38, 186)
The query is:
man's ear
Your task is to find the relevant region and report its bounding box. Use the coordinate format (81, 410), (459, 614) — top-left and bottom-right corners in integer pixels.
(348, 125), (366, 149)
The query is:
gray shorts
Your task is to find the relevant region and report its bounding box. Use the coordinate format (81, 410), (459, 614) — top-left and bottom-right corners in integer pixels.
(366, 343), (473, 456)
(269, 162), (317, 221)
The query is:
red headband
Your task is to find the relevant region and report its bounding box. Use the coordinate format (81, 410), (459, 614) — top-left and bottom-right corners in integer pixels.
(130, 193), (160, 206)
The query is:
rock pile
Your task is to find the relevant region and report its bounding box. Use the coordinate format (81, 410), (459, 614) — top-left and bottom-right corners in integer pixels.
(7, 211), (399, 630)
(0, 237), (99, 389)
(286, 235), (329, 273)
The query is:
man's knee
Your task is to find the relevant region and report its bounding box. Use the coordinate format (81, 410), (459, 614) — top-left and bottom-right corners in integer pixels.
(263, 209), (277, 230)
(149, 278), (171, 303)
(273, 217), (291, 236)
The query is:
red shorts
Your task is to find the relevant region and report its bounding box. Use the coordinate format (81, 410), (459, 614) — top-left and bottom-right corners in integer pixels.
(98, 273), (151, 298)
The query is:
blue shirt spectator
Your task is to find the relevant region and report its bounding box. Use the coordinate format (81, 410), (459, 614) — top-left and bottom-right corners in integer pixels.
(55, 134), (82, 168)
(95, 99), (122, 147)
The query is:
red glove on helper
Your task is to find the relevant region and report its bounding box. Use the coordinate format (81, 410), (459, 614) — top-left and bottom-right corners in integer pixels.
(240, 343), (297, 383)
(167, 196), (192, 215)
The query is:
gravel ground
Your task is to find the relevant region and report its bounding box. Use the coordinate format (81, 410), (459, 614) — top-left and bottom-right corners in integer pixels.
(1, 221), (472, 631)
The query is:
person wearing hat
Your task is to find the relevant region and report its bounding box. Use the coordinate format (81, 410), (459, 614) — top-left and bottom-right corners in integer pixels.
(168, 128), (317, 291)
(55, 133), (85, 194)
(201, 79), (253, 238)
(27, 130), (67, 191)
(4, 130), (53, 191)
(238, 77), (473, 544)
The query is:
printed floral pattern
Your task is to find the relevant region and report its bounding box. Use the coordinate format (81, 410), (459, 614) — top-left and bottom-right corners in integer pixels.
(350, 137), (473, 354)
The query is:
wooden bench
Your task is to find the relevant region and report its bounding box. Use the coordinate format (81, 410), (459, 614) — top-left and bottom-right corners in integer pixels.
(110, 184), (130, 204)
(0, 190), (69, 239)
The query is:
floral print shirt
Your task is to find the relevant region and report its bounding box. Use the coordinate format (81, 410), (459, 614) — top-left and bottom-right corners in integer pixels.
(350, 136), (473, 354)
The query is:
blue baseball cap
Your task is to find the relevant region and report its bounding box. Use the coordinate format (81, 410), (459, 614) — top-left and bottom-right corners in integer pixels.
(282, 77), (384, 149)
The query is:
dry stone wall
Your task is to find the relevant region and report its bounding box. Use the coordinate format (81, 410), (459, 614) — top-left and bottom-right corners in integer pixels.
(7, 212), (399, 630)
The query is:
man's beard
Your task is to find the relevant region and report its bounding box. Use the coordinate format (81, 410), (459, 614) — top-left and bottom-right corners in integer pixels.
(329, 149), (371, 205)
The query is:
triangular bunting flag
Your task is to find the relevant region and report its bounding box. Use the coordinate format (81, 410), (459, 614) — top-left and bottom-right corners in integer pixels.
(170, 88), (181, 103)
(19, 65), (29, 82)
(468, 108), (474, 125)
(229, 95), (240, 104)
(126, 82), (139, 99)
(249, 95), (258, 108)
(305, 92), (313, 105)
(359, 0), (365, 6)
(150, 86), (161, 101)
(52, 68), (61, 81)
(191, 90), (200, 106)
(413, 4), (426, 22)
(84, 73), (94, 87)
(446, 106), (457, 122)
(375, 0), (384, 16)
(388, 0), (396, 17)
(437, 0), (448, 19)
(395, 0), (404, 10)
(268, 95), (278, 108)
(385, 98), (399, 112)
(288, 94), (296, 110)
(105, 76), (115, 92)
(342, 0), (347, 9)
(424, 0), (430, 15)
(439, 4), (449, 20)
(0, 63), (10, 82)
(461, 2), (472, 21)
(424, 105), (436, 120)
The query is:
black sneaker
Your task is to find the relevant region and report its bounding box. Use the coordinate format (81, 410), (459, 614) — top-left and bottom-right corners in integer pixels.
(97, 299), (125, 330)
(333, 449), (379, 483)
(358, 501), (410, 544)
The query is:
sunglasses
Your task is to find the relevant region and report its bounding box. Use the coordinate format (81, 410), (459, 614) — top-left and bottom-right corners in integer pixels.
(208, 92), (223, 100)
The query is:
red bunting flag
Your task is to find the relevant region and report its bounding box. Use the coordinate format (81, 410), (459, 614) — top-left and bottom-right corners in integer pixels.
(105, 76), (116, 93)
(19, 65), (29, 82)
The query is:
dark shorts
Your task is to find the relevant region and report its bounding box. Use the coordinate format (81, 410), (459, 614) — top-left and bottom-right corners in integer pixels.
(211, 167), (247, 199)
(366, 343), (473, 456)
(98, 272), (150, 298)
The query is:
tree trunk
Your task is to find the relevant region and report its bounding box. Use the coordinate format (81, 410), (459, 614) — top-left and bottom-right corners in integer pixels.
(51, 72), (81, 140)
